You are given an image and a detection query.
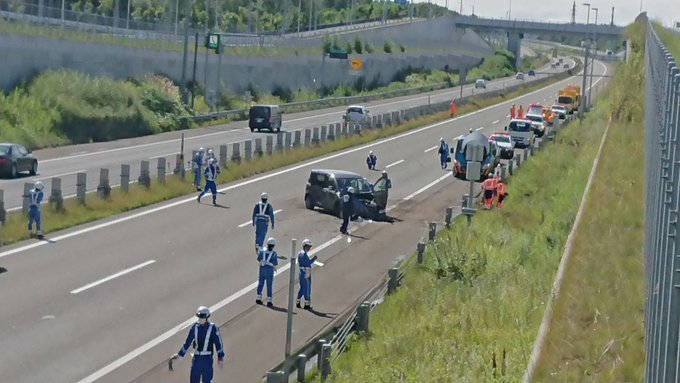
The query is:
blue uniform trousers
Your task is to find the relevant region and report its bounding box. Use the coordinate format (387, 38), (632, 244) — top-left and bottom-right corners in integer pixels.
(198, 181), (217, 203)
(190, 355), (213, 383)
(297, 274), (311, 304)
(254, 220), (269, 248)
(257, 271), (274, 302)
(193, 168), (202, 187)
(28, 206), (42, 233)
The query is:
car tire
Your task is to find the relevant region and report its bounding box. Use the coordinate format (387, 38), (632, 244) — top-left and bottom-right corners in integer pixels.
(29, 161), (37, 176)
(304, 195), (314, 210)
(250, 127), (255, 132)
(10, 163), (17, 178)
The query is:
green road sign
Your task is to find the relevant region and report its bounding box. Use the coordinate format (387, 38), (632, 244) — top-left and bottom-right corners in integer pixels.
(205, 33), (221, 52)
(329, 49), (349, 59)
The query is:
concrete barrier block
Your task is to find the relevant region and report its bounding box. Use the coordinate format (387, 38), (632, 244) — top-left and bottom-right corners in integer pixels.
(138, 160), (151, 188)
(157, 157), (166, 184)
(245, 140), (253, 161)
(276, 133), (284, 152)
(120, 164), (130, 193)
(312, 127), (320, 145)
(304, 129), (312, 146)
(219, 145), (228, 168)
(320, 125), (327, 142)
(285, 131), (292, 149)
(231, 142), (241, 164)
(265, 135), (274, 156)
(97, 168), (111, 199)
(76, 172), (87, 204)
(49, 177), (64, 211)
(255, 138), (264, 157)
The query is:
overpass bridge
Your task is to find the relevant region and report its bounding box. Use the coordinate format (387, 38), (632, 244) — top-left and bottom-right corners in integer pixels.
(453, 14), (625, 66)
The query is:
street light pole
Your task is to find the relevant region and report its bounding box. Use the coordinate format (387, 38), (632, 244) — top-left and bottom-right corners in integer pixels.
(588, 7), (598, 110)
(579, 2), (591, 120)
(297, 0), (302, 33)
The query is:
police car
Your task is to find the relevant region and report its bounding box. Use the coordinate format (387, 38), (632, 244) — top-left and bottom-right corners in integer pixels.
(488, 132), (515, 159)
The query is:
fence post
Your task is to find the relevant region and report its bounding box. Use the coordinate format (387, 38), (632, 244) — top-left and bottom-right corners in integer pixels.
(320, 125), (327, 142)
(245, 140), (253, 161)
(417, 241), (426, 264)
(173, 154), (184, 177)
(266, 135), (274, 156)
(500, 164), (507, 181)
(97, 168), (111, 199)
(49, 177), (64, 212)
(445, 207), (453, 228)
(255, 138), (264, 157)
(316, 339), (327, 371)
(356, 301), (371, 334)
(428, 222), (436, 241)
(304, 129), (312, 146)
(285, 131), (293, 149)
(0, 189), (5, 225)
(76, 172), (87, 204)
(388, 267), (399, 294)
(294, 130), (302, 147)
(219, 145), (228, 168)
(327, 125), (336, 141)
(121, 164), (130, 193)
(157, 157), (166, 184)
(266, 371), (285, 383)
(523, 148), (529, 162)
(276, 133), (284, 152)
(22, 182), (32, 215)
(231, 142), (241, 164)
(138, 160), (151, 188)
(296, 354), (307, 382)
(320, 343), (332, 381)
(312, 127), (320, 145)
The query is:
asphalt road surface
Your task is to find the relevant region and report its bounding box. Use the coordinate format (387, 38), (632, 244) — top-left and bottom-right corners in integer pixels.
(0, 59), (571, 211)
(0, 60), (609, 383)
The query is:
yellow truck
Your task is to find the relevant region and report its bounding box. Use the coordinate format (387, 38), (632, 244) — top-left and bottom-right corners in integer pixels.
(557, 85), (581, 114)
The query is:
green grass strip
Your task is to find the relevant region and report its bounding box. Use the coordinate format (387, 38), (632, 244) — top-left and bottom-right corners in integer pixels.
(655, 23), (680, 61)
(322, 94), (610, 382)
(0, 77), (567, 247)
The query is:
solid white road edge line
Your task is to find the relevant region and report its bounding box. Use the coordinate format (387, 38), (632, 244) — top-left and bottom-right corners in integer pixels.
(385, 159), (404, 169)
(0, 69), (585, 260)
(74, 171), (454, 383)
(70, 260), (156, 294)
(32, 170), (86, 181)
(492, 120), (500, 125)
(476, 127), (484, 131)
(237, 209), (283, 228)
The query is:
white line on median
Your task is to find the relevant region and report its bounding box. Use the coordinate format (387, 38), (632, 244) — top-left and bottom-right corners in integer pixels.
(404, 173), (450, 201)
(149, 153), (178, 160)
(492, 120), (500, 125)
(70, 260), (156, 294)
(33, 170), (86, 181)
(385, 159), (404, 169)
(237, 209), (283, 228)
(506, 114), (511, 118)
(424, 145), (438, 153)
(476, 127), (484, 131)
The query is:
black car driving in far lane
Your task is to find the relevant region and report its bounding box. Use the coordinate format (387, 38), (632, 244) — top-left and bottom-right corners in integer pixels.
(0, 143), (38, 178)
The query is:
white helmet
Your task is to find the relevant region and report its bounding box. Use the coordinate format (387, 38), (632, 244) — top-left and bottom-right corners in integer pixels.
(196, 306), (210, 319)
(440, 137), (444, 142)
(469, 128), (473, 133)
(208, 149), (214, 154)
(267, 237), (276, 246)
(34, 181), (44, 191)
(261, 192), (268, 200)
(347, 187), (355, 194)
(199, 147), (205, 152)
(208, 158), (216, 164)
(369, 150), (374, 155)
(302, 239), (313, 247)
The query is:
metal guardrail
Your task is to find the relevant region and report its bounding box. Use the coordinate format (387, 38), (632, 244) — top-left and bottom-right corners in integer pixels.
(644, 19), (680, 383)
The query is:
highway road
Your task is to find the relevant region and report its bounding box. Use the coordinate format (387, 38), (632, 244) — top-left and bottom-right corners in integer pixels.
(0, 59), (570, 211)
(0, 59), (610, 383)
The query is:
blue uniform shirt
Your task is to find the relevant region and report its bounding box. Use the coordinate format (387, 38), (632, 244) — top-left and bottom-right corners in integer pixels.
(252, 201), (275, 227)
(341, 192), (354, 215)
(178, 322), (225, 359)
(29, 189), (43, 208)
(258, 250), (279, 272)
(194, 152), (204, 167)
(204, 164), (220, 181)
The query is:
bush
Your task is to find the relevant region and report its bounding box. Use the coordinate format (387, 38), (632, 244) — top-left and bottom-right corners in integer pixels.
(354, 36), (363, 54)
(364, 41), (374, 53)
(400, 44), (406, 52)
(383, 40), (393, 53)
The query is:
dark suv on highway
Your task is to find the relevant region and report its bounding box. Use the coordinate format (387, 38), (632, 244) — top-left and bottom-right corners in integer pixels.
(304, 169), (389, 218)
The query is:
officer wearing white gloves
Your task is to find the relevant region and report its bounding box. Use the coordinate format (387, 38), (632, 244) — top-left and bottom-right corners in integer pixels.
(256, 237), (278, 307)
(28, 181), (45, 239)
(197, 158), (220, 205)
(193, 147), (205, 191)
(252, 192), (275, 254)
(171, 306), (225, 383)
(296, 239), (317, 310)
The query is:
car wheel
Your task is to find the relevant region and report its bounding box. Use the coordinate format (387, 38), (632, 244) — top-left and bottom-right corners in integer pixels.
(10, 163), (17, 178)
(29, 161), (37, 176)
(250, 127), (255, 132)
(304, 195), (314, 210)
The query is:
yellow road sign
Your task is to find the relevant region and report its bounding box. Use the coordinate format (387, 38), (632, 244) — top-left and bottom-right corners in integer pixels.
(351, 58), (363, 71)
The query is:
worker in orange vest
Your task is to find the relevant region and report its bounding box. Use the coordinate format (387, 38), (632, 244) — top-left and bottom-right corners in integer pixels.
(518, 105), (525, 119)
(496, 179), (508, 208)
(450, 99), (457, 118)
(480, 174), (498, 210)
(510, 104), (516, 119)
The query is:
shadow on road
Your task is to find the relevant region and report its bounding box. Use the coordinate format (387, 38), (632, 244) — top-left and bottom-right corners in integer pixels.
(305, 308), (338, 318)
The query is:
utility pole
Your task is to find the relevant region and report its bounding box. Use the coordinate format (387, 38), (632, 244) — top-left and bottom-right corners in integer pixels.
(308, 0), (313, 31)
(180, 0), (191, 105)
(297, 0), (302, 33)
(571, 1), (576, 24)
(610, 6), (614, 26)
(588, 8), (598, 110)
(579, 41), (589, 120)
(191, 32), (199, 109)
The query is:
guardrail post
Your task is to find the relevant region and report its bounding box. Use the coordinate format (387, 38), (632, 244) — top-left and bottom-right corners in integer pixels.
(334, 123), (342, 137)
(244, 140), (253, 161)
(352, 123), (361, 136)
(508, 159), (514, 175)
(0, 189), (5, 225)
(276, 133), (284, 153)
(255, 138), (264, 157)
(320, 344), (332, 381)
(327, 125), (335, 141)
(173, 154), (183, 177)
(296, 354), (307, 382)
(76, 172), (87, 204)
(157, 158), (166, 184)
(285, 132), (293, 149)
(231, 142), (241, 164)
(445, 207), (453, 229)
(120, 164), (130, 193)
(312, 127), (320, 145)
(138, 160), (151, 188)
(49, 177), (64, 212)
(383, 113), (391, 128)
(515, 154), (522, 168)
(392, 111), (400, 126)
(219, 145), (228, 168)
(356, 301), (370, 334)
(265, 136), (274, 156)
(388, 268), (399, 294)
(320, 125), (327, 142)
(22, 182), (31, 215)
(371, 115), (378, 128)
(523, 148), (529, 162)
(340, 124), (348, 136)
(294, 130), (302, 147)
(97, 168), (111, 199)
(304, 129), (312, 146)
(500, 164), (507, 181)
(266, 371), (285, 383)
(316, 339), (327, 371)
(428, 222), (436, 241)
(417, 241), (426, 264)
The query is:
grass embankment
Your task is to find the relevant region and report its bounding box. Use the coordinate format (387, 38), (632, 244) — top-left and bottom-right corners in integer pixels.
(532, 21), (648, 382)
(656, 23), (680, 58)
(319, 25), (646, 383)
(0, 77), (565, 246)
(0, 49), (519, 150)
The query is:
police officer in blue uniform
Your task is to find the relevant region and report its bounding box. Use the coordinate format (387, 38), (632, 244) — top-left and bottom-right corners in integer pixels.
(296, 239), (317, 310)
(340, 187), (355, 234)
(366, 150), (377, 170)
(252, 192), (275, 254)
(437, 138), (450, 169)
(171, 306), (225, 383)
(256, 237), (278, 307)
(193, 147), (205, 191)
(197, 158), (220, 205)
(28, 181), (45, 239)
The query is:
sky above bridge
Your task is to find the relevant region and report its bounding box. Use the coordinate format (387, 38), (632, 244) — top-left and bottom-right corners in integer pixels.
(418, 0), (678, 28)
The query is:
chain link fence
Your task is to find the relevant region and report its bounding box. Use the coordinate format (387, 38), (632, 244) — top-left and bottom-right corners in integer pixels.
(645, 20), (680, 383)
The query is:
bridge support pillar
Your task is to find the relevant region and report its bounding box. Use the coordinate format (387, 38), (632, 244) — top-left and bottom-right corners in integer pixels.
(507, 31), (523, 68)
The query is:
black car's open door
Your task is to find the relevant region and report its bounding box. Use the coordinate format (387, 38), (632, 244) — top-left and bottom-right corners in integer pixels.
(372, 176), (390, 211)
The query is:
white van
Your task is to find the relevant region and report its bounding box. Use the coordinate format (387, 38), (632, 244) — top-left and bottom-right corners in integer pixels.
(505, 119), (535, 148)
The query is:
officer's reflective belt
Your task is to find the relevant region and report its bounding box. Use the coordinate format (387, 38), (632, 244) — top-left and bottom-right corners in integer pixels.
(30, 191), (40, 206)
(261, 251), (275, 267)
(205, 167), (217, 181)
(255, 202), (270, 221)
(193, 324), (214, 356)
